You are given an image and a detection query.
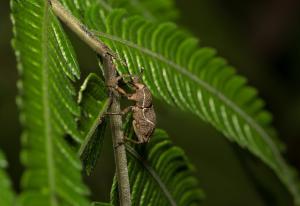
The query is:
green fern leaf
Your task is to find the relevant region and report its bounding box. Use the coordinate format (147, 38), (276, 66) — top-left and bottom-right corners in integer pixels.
(72, 5), (300, 203)
(110, 129), (204, 206)
(103, 0), (178, 21)
(77, 73), (110, 175)
(0, 151), (15, 206)
(59, 0), (178, 22)
(11, 0), (89, 205)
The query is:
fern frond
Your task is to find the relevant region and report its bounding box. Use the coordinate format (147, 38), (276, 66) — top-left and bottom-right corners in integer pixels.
(11, 0), (89, 205)
(0, 151), (15, 206)
(111, 129), (204, 206)
(77, 73), (110, 175)
(73, 5), (300, 203)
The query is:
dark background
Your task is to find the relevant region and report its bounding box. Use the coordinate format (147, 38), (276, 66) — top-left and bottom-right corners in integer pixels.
(1, 0), (300, 205)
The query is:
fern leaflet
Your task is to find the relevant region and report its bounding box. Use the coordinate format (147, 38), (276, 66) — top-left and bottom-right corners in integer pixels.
(0, 150), (15, 206)
(103, 0), (178, 21)
(59, 0), (178, 22)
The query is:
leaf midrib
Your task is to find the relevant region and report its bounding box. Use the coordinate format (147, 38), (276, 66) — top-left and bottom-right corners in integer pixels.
(42, 3), (57, 205)
(126, 145), (177, 206)
(93, 31), (296, 193)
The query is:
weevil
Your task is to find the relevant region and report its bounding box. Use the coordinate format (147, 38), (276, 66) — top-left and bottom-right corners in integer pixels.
(108, 71), (156, 144)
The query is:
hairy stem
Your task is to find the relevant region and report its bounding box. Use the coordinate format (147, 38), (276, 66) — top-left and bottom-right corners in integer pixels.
(49, 0), (131, 205)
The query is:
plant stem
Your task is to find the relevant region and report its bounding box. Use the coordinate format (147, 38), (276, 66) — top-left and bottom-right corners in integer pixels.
(103, 56), (131, 206)
(49, 0), (131, 205)
(49, 0), (111, 57)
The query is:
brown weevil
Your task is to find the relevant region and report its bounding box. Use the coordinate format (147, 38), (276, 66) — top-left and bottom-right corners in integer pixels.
(108, 70), (156, 144)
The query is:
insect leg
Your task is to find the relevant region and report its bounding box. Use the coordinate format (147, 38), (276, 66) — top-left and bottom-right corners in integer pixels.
(114, 136), (143, 149)
(115, 85), (130, 97)
(132, 120), (146, 144)
(124, 137), (143, 144)
(106, 81), (132, 98)
(105, 106), (133, 116)
(114, 140), (126, 149)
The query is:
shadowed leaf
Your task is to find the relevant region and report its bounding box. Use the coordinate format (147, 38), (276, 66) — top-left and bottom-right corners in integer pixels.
(78, 73), (110, 175)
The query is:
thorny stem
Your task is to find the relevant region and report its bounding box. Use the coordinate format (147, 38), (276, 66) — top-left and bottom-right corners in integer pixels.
(49, 0), (131, 205)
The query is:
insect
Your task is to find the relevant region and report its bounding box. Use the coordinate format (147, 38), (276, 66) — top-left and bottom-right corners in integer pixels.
(108, 70), (156, 144)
